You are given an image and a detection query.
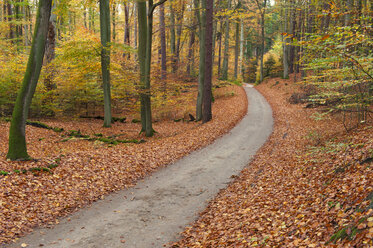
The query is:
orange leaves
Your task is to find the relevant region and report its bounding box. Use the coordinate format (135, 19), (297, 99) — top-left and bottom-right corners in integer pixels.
(0, 85), (247, 245)
(172, 77), (373, 248)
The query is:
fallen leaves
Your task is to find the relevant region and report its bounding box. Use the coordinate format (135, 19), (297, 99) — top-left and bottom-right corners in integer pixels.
(0, 85), (247, 245)
(171, 77), (373, 248)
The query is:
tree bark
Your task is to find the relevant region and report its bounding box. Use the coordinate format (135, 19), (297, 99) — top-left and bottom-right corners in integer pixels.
(159, 3), (167, 79)
(203, 0), (213, 123)
(195, 0), (206, 121)
(239, 19), (244, 77)
(186, 20), (196, 76)
(7, 0), (52, 160)
(221, 0), (231, 80)
(169, 3), (176, 72)
(112, 2), (116, 41)
(124, 2), (130, 58)
(234, 20), (239, 79)
(175, 0), (185, 71)
(100, 0), (112, 127)
(283, 0), (289, 78)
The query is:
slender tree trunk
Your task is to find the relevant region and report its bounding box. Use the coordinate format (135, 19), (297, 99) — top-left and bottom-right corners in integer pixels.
(44, 1), (57, 91)
(83, 8), (87, 28)
(239, 19), (244, 77)
(7, 1), (14, 40)
(234, 20), (239, 79)
(186, 21), (196, 75)
(159, 3), (167, 79)
(23, 2), (29, 46)
(100, 0), (112, 127)
(134, 4), (137, 50)
(169, 3), (176, 72)
(259, 0), (267, 82)
(112, 2), (116, 41)
(7, 0), (52, 160)
(203, 0), (213, 123)
(124, 2), (130, 58)
(195, 0), (206, 121)
(175, 0), (185, 71)
(221, 0), (231, 80)
(217, 21), (222, 77)
(283, 0), (289, 78)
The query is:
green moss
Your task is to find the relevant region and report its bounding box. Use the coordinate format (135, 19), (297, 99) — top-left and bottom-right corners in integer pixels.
(0, 171), (9, 176)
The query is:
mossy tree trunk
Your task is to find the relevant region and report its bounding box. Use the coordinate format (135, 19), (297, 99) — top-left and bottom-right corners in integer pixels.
(137, 0), (166, 137)
(7, 0), (53, 160)
(100, 0), (112, 127)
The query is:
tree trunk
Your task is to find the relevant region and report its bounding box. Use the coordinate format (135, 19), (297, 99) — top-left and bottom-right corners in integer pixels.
(7, 0), (52, 160)
(44, 1), (57, 91)
(259, 3), (266, 82)
(186, 20), (196, 76)
(112, 2), (116, 41)
(217, 21), (222, 77)
(7, 1), (14, 40)
(283, 1), (289, 78)
(195, 0), (206, 121)
(137, 0), (147, 133)
(134, 4), (137, 50)
(124, 2), (130, 58)
(23, 2), (29, 46)
(159, 3), (167, 79)
(203, 0), (213, 123)
(234, 20), (239, 79)
(100, 0), (112, 127)
(175, 0), (185, 71)
(239, 19), (244, 77)
(221, 0), (231, 80)
(169, 3), (176, 73)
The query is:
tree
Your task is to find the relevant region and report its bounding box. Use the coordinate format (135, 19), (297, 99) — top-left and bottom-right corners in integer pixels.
(202, 0), (213, 123)
(7, 0), (53, 160)
(253, 0), (267, 82)
(99, 0), (112, 127)
(159, 3), (167, 79)
(221, 0), (231, 80)
(137, 0), (167, 136)
(195, 0), (206, 121)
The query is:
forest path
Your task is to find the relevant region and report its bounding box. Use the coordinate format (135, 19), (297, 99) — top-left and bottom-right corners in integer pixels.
(10, 85), (273, 248)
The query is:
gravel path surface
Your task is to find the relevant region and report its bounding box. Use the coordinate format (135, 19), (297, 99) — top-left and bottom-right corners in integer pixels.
(9, 85), (273, 248)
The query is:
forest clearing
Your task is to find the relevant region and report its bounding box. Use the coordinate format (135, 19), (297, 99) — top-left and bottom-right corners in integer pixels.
(0, 0), (372, 247)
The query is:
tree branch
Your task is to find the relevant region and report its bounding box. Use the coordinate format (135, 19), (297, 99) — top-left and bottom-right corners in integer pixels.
(150, 0), (168, 16)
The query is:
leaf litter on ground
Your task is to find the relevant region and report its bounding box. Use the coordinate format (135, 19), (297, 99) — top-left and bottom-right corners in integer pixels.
(171, 77), (373, 248)
(0, 85), (247, 245)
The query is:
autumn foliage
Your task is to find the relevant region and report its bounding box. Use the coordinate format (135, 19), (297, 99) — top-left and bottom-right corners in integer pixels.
(172, 77), (373, 248)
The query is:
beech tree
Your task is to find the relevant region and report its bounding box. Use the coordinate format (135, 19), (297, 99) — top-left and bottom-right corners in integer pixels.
(99, 0), (112, 127)
(137, 0), (167, 136)
(7, 0), (53, 160)
(202, 0), (213, 123)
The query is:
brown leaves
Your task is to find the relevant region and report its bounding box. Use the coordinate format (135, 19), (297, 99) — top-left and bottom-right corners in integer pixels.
(172, 77), (373, 248)
(0, 85), (247, 245)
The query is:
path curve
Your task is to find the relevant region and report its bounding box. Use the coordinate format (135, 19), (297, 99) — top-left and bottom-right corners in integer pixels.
(9, 86), (273, 248)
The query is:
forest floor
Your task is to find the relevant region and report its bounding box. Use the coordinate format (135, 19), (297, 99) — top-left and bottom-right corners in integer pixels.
(0, 84), (248, 245)
(172, 76), (373, 248)
(4, 84), (272, 248)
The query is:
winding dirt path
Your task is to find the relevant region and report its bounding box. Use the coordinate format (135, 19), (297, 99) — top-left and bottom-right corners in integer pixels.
(9, 85), (273, 248)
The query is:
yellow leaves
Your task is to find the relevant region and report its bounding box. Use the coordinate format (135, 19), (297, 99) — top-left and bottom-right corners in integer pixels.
(21, 243), (28, 247)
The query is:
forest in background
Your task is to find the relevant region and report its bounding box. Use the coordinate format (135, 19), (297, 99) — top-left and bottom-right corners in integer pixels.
(0, 0), (372, 246)
(0, 0), (371, 124)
